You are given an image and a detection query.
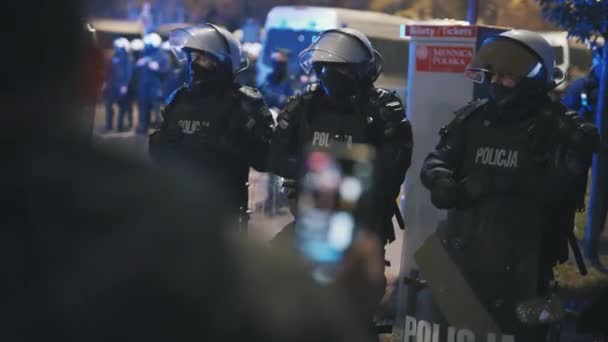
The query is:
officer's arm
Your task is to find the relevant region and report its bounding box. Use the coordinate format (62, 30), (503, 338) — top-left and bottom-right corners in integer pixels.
(420, 112), (468, 209)
(550, 111), (600, 203)
(375, 92), (413, 189)
(237, 86), (274, 172)
(148, 88), (184, 161)
(268, 95), (301, 179)
(373, 92), (413, 243)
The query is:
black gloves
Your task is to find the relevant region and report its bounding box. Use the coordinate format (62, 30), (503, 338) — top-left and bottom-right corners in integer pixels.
(430, 176), (486, 210)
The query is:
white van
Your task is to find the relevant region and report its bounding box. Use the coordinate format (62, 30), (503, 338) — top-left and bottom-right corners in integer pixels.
(539, 31), (598, 91)
(258, 6), (415, 96)
(540, 31), (571, 91)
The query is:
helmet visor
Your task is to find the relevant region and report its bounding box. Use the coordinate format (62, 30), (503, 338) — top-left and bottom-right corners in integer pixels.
(299, 49), (352, 74)
(464, 66), (487, 84)
(169, 28), (194, 63)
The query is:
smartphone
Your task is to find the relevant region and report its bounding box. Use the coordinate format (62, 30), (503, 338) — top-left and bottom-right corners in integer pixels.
(295, 143), (376, 280)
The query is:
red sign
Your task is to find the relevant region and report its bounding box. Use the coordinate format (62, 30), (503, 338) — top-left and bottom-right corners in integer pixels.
(405, 25), (476, 38)
(415, 45), (474, 73)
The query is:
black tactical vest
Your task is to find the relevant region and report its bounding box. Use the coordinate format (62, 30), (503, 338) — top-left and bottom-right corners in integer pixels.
(164, 86), (250, 208)
(299, 95), (372, 151)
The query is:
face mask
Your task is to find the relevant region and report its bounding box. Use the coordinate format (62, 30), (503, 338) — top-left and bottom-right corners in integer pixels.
(489, 83), (518, 106)
(319, 65), (357, 98)
(190, 62), (231, 88)
(271, 60), (287, 78)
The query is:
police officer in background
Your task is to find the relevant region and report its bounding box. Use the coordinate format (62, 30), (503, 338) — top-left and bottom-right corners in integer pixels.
(259, 48), (295, 110)
(136, 33), (170, 134)
(420, 30), (599, 340)
(270, 28), (413, 248)
(149, 23), (274, 231)
(259, 48), (295, 215)
(125, 38), (145, 131)
(563, 42), (608, 267)
(564, 42), (603, 122)
(103, 37), (133, 132)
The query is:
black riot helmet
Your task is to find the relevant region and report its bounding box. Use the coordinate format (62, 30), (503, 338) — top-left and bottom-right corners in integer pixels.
(113, 37), (130, 55)
(299, 28), (383, 97)
(465, 30), (565, 107)
(170, 23), (249, 88)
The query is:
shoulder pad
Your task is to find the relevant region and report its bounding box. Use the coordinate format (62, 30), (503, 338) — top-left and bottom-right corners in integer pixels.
(372, 88), (404, 108)
(374, 87), (394, 101)
(375, 87), (391, 97)
(236, 85), (264, 101)
(454, 98), (489, 120)
(302, 83), (321, 100)
(164, 86), (188, 106)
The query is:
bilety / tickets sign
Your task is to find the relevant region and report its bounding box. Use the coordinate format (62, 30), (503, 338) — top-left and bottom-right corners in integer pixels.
(415, 45), (474, 73)
(401, 25), (477, 39)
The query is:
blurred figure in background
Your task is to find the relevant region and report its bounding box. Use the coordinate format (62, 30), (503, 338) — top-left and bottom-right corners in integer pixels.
(564, 42), (604, 122)
(136, 33), (170, 134)
(140, 1), (155, 35)
(127, 38), (145, 130)
(103, 37), (133, 132)
(563, 42), (608, 267)
(258, 48), (295, 216)
(259, 48), (295, 110)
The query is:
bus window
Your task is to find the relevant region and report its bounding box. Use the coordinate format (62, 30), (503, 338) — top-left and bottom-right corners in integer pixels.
(368, 37), (409, 79)
(552, 46), (564, 66)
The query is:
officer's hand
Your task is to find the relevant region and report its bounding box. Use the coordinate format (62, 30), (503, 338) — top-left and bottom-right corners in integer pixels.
(375, 91), (408, 140)
(430, 177), (462, 209)
(239, 87), (274, 140)
(335, 231), (386, 325)
(458, 176), (485, 203)
(148, 61), (160, 71)
(570, 121), (600, 154)
(136, 58), (147, 67)
(120, 86), (128, 95)
(281, 179), (298, 199)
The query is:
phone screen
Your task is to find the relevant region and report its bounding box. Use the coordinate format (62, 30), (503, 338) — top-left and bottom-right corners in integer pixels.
(295, 144), (375, 269)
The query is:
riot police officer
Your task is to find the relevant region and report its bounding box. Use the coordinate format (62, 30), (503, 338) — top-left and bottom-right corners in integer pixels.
(103, 37), (133, 132)
(269, 28), (413, 246)
(420, 30), (599, 340)
(136, 33), (170, 135)
(149, 23), (274, 231)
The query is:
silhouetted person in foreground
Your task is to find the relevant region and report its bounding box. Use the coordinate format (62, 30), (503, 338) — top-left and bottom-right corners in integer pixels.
(1, 2), (383, 341)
